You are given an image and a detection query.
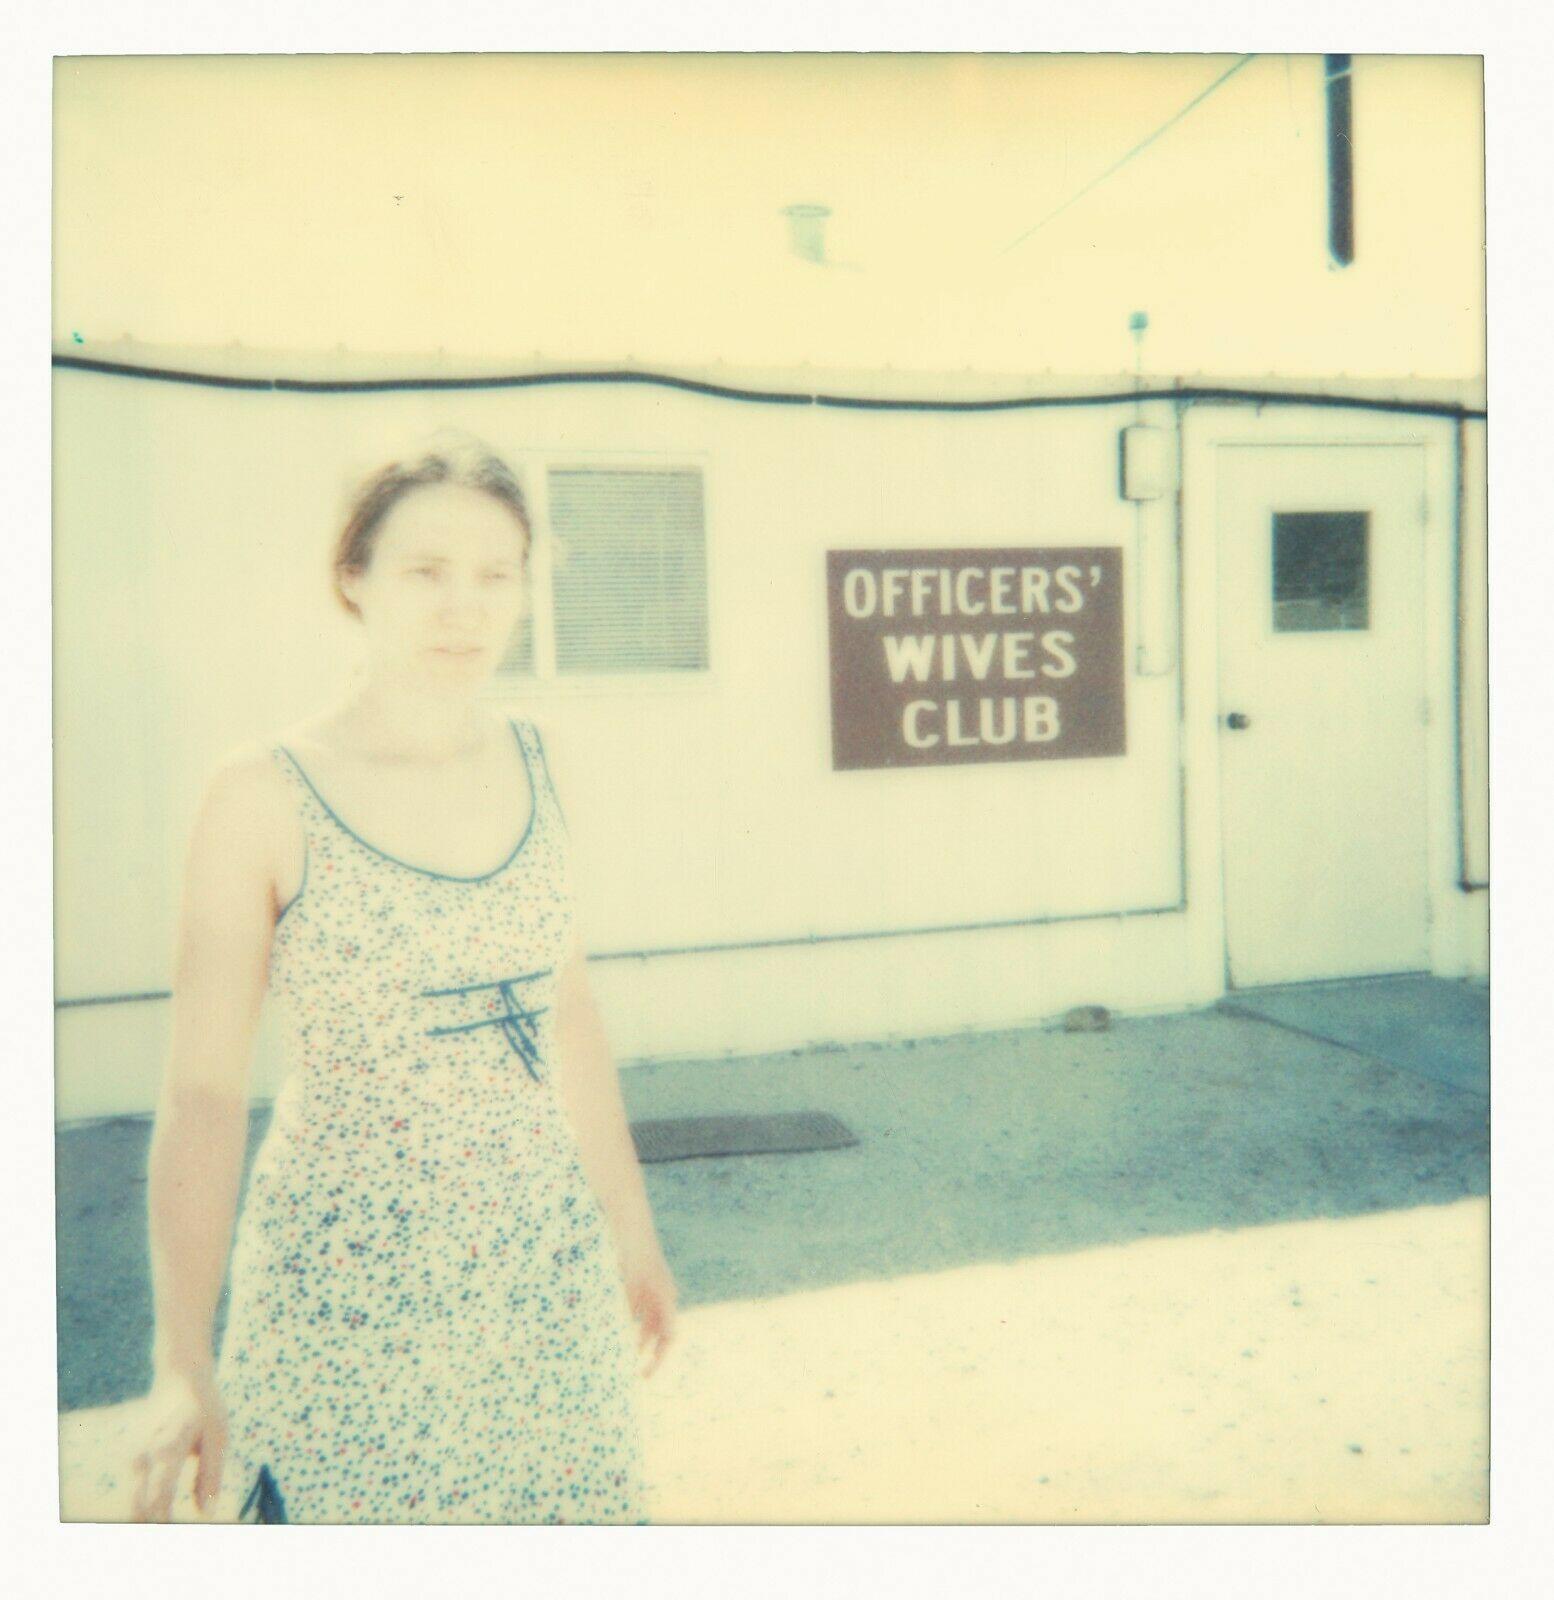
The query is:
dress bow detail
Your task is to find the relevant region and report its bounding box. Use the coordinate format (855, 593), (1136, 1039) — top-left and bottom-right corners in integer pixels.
(420, 968), (553, 1082)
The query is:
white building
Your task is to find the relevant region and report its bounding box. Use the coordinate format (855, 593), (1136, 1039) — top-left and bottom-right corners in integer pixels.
(51, 54), (1486, 1120)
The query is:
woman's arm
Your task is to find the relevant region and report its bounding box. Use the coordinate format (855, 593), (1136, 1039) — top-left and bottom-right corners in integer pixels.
(551, 927), (660, 1258)
(132, 749), (285, 1519)
(146, 751), (282, 1385)
(550, 926), (677, 1371)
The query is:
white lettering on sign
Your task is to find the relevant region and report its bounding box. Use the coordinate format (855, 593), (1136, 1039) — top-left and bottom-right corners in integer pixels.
(954, 568), (986, 615)
(844, 562), (1105, 621)
(1042, 630), (1076, 678)
(899, 696), (1064, 748)
(1024, 696), (1061, 741)
(843, 569), (877, 618)
(981, 698), (1017, 744)
(960, 634), (999, 680)
(883, 635), (937, 683)
(903, 700), (939, 748)
(883, 630), (1082, 683)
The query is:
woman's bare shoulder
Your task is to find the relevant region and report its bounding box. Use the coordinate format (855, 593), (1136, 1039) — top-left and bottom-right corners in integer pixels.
(195, 737), (296, 835)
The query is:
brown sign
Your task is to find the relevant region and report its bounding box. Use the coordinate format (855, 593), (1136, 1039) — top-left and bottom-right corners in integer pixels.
(826, 547), (1126, 770)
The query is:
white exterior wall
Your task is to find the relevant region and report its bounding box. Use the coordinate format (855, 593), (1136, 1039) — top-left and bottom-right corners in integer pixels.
(1178, 404), (1488, 988)
(53, 368), (1486, 1122)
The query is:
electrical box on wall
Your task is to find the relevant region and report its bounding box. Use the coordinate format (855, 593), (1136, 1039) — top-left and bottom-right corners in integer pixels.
(1119, 424), (1178, 501)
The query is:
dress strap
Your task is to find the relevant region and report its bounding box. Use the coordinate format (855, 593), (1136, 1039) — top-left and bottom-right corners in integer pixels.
(520, 718), (569, 832)
(269, 730), (541, 883)
(265, 746), (316, 927)
(269, 744), (333, 825)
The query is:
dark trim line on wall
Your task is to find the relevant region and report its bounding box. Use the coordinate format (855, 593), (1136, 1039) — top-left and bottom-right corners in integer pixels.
(57, 989), (173, 1010)
(539, 900), (1191, 961)
(52, 354), (1487, 421)
(55, 899), (1191, 1009)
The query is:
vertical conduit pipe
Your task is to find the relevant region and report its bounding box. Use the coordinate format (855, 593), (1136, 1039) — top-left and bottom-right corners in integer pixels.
(1325, 54), (1356, 266)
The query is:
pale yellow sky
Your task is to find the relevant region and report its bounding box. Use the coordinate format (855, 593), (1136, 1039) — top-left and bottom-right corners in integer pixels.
(53, 53), (1484, 380)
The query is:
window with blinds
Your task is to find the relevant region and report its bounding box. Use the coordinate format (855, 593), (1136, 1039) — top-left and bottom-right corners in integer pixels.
(499, 465), (709, 678)
(502, 608), (535, 675)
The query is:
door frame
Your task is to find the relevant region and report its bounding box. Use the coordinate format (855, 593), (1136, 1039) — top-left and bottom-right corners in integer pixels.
(1178, 403), (1470, 992)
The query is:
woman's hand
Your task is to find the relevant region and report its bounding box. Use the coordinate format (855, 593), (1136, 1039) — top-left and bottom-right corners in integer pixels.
(618, 1234), (678, 1378)
(129, 1367), (229, 1521)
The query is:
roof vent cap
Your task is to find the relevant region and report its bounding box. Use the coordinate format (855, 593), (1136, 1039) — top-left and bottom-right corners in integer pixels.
(780, 203), (831, 264)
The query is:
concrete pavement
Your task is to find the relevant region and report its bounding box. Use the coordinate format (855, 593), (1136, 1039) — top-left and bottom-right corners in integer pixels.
(56, 975), (1489, 1523)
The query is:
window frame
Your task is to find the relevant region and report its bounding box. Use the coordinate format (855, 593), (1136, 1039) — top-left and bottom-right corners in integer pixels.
(483, 450), (719, 701)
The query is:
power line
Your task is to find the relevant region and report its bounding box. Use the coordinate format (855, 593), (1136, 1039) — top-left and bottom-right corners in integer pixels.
(51, 354), (1484, 420)
(1000, 54), (1259, 256)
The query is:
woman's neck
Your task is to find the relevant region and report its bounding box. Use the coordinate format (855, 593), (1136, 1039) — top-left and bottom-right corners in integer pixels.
(327, 675), (494, 765)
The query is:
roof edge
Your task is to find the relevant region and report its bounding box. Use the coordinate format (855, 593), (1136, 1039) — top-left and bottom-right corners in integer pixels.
(51, 341), (1487, 416)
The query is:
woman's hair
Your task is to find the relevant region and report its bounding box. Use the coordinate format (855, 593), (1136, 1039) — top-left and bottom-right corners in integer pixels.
(332, 435), (533, 619)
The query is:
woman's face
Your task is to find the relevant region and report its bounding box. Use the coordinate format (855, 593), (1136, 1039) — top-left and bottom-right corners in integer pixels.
(341, 482), (530, 686)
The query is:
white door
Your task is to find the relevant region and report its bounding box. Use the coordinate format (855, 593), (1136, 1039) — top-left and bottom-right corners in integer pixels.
(1216, 444), (1430, 988)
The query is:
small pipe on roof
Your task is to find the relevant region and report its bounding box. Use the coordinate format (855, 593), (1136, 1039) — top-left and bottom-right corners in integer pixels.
(781, 203), (831, 265)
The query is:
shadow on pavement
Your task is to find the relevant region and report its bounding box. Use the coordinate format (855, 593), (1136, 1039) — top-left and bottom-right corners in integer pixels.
(56, 976), (1487, 1413)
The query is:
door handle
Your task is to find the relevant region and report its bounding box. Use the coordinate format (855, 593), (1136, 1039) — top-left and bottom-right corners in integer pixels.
(1225, 712), (1251, 730)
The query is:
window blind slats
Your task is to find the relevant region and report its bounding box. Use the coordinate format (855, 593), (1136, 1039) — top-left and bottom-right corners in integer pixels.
(497, 466), (709, 678)
(551, 468), (709, 675)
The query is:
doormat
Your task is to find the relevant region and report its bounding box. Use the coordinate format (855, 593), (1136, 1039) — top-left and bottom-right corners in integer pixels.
(630, 1111), (859, 1164)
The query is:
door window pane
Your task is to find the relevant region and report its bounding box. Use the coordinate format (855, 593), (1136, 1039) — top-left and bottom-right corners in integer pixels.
(1271, 511), (1369, 631)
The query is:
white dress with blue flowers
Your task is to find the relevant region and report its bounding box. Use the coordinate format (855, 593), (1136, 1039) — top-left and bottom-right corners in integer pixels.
(214, 717), (648, 1524)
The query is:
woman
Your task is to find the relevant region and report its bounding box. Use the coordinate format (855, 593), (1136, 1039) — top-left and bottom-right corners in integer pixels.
(129, 438), (677, 1524)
